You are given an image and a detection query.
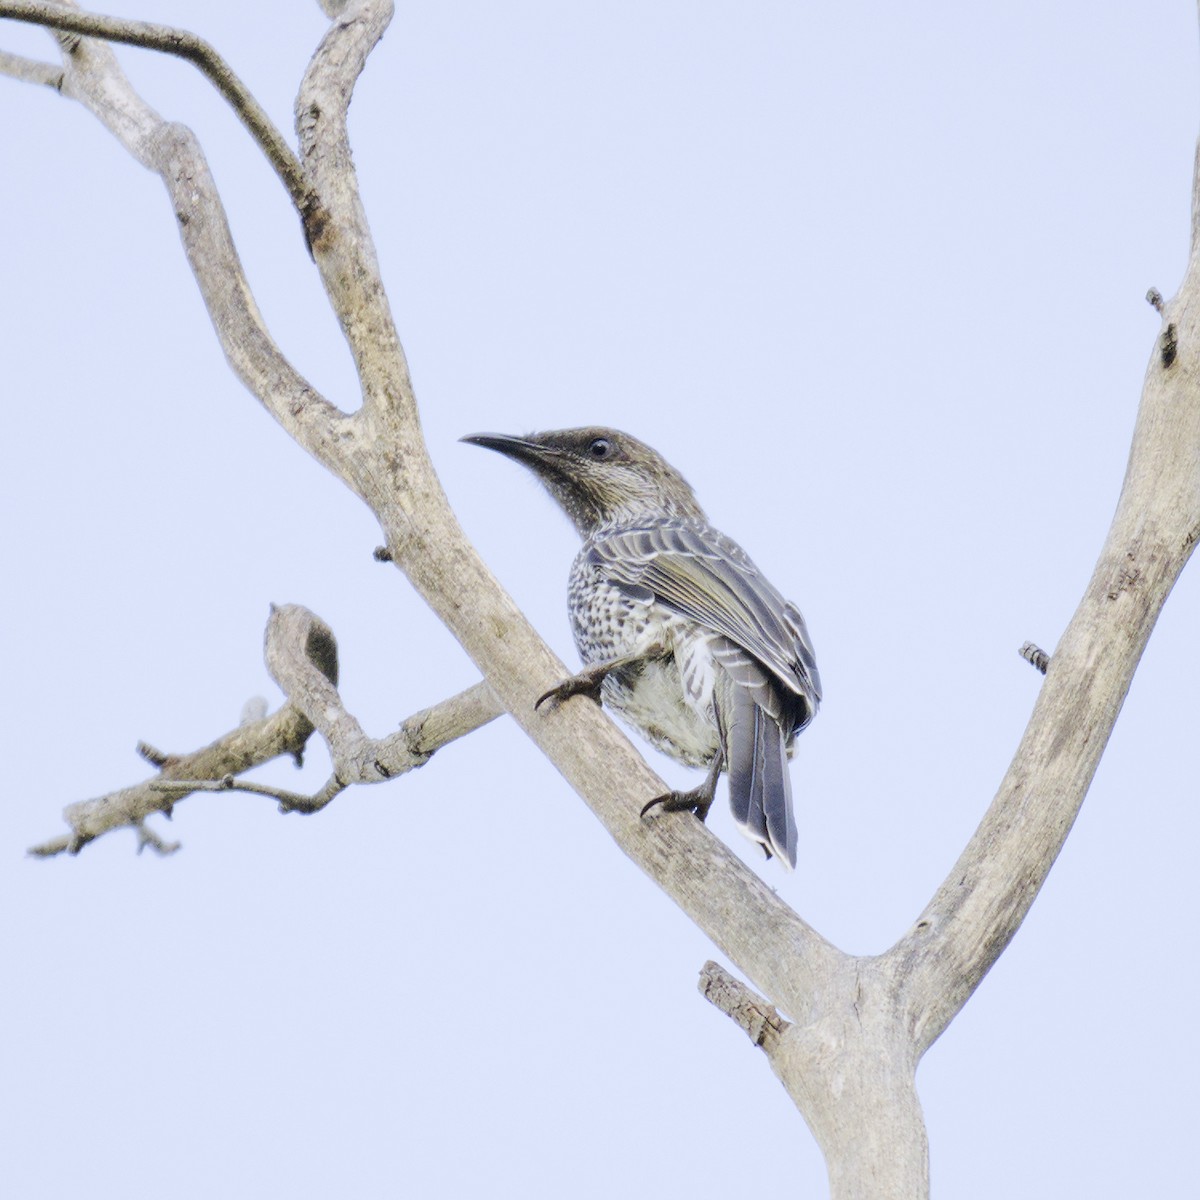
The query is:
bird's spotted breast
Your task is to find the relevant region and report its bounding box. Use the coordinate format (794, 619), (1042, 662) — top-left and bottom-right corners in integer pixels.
(569, 546), (720, 766)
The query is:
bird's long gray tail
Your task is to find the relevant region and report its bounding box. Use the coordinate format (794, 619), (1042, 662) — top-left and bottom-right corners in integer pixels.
(718, 672), (797, 870)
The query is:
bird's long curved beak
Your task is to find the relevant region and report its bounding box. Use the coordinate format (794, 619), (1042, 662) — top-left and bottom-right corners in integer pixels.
(460, 433), (558, 466)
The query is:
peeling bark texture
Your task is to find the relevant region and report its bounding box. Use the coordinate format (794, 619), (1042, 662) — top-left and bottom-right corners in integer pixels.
(5, 2), (1198, 1196)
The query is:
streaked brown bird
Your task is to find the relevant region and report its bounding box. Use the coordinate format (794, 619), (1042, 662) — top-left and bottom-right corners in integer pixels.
(462, 427), (821, 868)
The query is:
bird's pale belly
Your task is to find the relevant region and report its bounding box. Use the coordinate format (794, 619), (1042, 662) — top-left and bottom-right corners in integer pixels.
(600, 655), (721, 769)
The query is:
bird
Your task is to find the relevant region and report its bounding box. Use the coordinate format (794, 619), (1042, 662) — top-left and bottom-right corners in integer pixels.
(461, 426), (821, 868)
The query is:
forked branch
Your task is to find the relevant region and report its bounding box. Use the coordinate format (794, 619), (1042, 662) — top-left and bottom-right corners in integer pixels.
(28, 699), (315, 858)
(29, 603), (503, 855)
(0, 0), (321, 229)
(9, 4), (1197, 1195)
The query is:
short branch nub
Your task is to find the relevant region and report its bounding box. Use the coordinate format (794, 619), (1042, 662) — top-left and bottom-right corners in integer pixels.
(1019, 642), (1050, 674)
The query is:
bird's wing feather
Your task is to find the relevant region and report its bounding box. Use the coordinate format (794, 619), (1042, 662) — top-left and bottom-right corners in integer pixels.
(586, 523), (821, 706)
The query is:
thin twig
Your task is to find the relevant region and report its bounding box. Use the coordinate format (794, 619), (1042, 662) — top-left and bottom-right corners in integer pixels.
(136, 740), (170, 767)
(27, 702), (316, 857)
(151, 659), (506, 817)
(263, 604), (504, 787)
(28, 834), (72, 858)
(0, 0), (324, 233)
(29, 605), (505, 856)
(136, 821), (181, 856)
(152, 773), (348, 814)
(27, 14), (352, 472)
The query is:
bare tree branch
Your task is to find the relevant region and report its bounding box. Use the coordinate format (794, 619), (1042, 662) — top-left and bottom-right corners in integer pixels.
(0, 0), (322, 230)
(27, 701), (315, 857)
(135, 821), (181, 856)
(28, 603), (504, 854)
(889, 137), (1200, 1056)
(262, 603), (503, 794)
(0, 45), (62, 86)
(0, 0), (355, 471)
(278, 7), (851, 1025)
(295, 0), (414, 430)
(152, 772), (349, 814)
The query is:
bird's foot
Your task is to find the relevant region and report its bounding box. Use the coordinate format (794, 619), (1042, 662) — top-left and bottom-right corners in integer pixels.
(641, 783), (717, 824)
(640, 750), (722, 826)
(534, 667), (607, 711)
(536, 649), (663, 712)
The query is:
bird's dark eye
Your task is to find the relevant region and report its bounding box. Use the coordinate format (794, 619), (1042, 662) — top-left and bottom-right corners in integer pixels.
(588, 437), (612, 459)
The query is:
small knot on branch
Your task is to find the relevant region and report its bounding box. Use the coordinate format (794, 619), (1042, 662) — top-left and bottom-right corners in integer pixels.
(1161, 323), (1178, 368)
(1019, 642), (1050, 674)
(27, 834), (74, 859)
(304, 622), (339, 686)
(299, 193), (330, 259)
(136, 741), (170, 767)
(1146, 287), (1165, 313)
(373, 545), (393, 563)
(399, 716), (436, 769)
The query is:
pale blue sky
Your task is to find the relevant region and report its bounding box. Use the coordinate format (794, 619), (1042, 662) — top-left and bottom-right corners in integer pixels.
(3, 3), (1198, 1196)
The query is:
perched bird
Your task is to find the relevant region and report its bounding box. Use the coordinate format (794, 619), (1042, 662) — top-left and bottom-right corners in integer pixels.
(462, 427), (821, 868)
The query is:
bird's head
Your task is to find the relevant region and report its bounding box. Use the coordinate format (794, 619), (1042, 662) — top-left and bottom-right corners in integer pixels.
(461, 427), (706, 535)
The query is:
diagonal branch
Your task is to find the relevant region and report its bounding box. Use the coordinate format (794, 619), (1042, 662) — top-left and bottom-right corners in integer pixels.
(283, 3), (843, 1015)
(0, 0), (323, 231)
(28, 14), (353, 473)
(28, 701), (316, 857)
(29, 604), (504, 855)
(150, 773), (350, 815)
(262, 603), (503, 804)
(889, 139), (1200, 1054)
(0, 45), (62, 86)
(295, 0), (413, 428)
(17, 0), (843, 1027)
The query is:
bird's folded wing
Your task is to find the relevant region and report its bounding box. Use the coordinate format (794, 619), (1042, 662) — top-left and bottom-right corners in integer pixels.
(585, 523), (821, 704)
